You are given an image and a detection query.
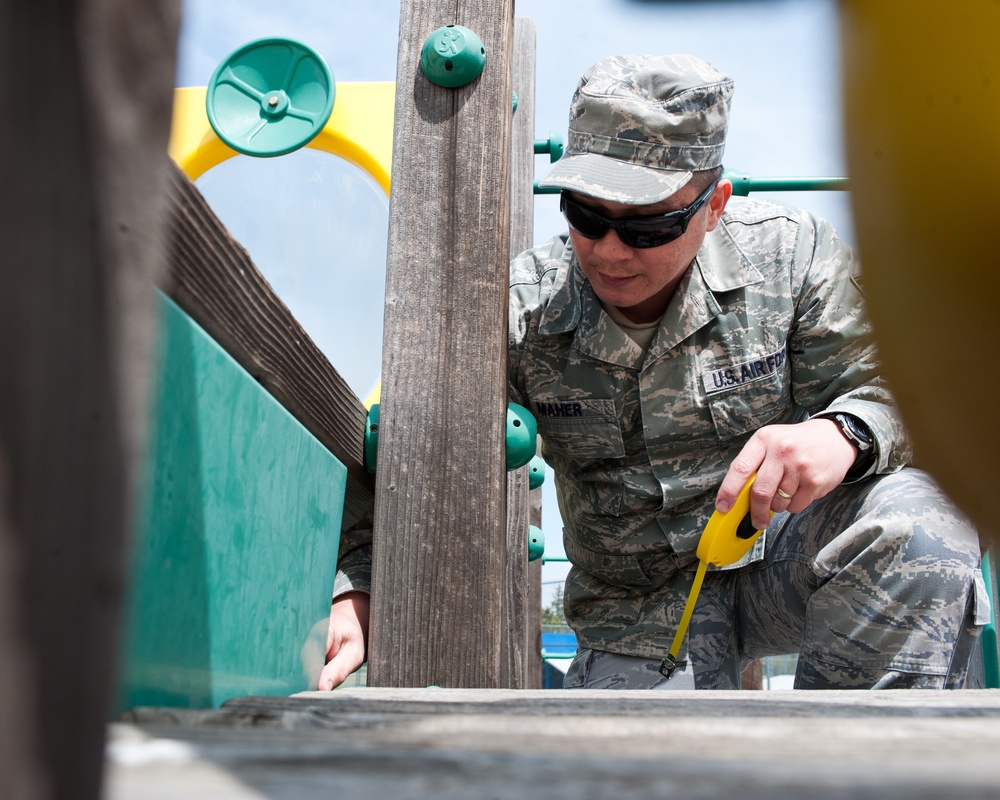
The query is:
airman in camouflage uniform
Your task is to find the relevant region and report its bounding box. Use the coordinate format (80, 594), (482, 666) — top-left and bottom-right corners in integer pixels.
(320, 54), (988, 691)
(508, 55), (987, 689)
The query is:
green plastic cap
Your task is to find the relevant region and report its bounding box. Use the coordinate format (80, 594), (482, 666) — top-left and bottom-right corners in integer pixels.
(528, 525), (545, 562)
(723, 168), (752, 197)
(534, 133), (564, 163)
(506, 403), (537, 471)
(419, 25), (486, 88)
(364, 404), (380, 474)
(528, 455), (545, 490)
(206, 37), (335, 158)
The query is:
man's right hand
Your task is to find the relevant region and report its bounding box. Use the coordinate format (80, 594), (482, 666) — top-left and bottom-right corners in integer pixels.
(318, 591), (370, 690)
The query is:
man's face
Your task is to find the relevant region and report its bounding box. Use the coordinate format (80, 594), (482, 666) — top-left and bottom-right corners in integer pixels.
(567, 179), (731, 323)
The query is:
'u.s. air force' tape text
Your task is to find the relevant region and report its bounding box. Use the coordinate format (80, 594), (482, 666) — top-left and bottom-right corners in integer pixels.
(702, 344), (787, 395)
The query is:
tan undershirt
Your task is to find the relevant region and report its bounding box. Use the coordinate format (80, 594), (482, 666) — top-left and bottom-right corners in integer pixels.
(602, 302), (663, 353)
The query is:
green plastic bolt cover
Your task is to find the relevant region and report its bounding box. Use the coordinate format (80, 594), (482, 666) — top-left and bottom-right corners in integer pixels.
(512, 91), (519, 113)
(506, 403), (537, 471)
(364, 403), (380, 474)
(528, 455), (545, 490)
(533, 132), (564, 163)
(419, 25), (486, 88)
(532, 181), (561, 195)
(528, 525), (544, 562)
(722, 168), (752, 197)
(206, 37), (335, 158)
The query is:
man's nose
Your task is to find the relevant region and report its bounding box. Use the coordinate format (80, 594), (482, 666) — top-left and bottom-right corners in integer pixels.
(591, 226), (633, 258)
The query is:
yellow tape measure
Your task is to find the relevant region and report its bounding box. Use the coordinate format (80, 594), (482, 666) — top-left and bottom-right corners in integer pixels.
(658, 476), (772, 679)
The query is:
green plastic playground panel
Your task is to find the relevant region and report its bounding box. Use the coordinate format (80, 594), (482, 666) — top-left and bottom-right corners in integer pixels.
(982, 551), (999, 688)
(119, 293), (346, 709)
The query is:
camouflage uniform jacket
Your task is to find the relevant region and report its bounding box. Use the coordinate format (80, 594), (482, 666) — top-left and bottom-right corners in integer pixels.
(507, 196), (912, 659)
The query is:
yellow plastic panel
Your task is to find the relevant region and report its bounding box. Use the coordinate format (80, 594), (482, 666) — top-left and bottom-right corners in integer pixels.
(169, 81), (395, 194)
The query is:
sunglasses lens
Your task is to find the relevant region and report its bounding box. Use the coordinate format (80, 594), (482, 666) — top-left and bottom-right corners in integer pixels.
(618, 224), (684, 248)
(562, 196), (606, 239)
(561, 183), (715, 249)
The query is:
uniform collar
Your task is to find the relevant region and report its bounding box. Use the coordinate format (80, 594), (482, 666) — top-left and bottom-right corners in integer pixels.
(696, 214), (765, 293)
(646, 218), (765, 361)
(537, 219), (765, 366)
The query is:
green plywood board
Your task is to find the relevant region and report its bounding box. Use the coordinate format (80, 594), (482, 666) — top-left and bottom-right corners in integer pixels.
(119, 293), (346, 709)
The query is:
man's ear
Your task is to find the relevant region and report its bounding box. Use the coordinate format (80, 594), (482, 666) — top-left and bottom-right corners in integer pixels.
(705, 179), (732, 232)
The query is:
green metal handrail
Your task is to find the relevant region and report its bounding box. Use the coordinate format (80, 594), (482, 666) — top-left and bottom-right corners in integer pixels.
(533, 170), (850, 196)
(724, 170), (849, 196)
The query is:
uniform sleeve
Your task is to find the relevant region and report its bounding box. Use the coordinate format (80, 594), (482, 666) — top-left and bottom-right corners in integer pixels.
(507, 238), (557, 408)
(332, 507), (373, 598)
(789, 213), (912, 476)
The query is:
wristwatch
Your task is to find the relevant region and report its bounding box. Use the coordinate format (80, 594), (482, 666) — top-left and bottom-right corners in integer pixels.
(827, 412), (876, 482)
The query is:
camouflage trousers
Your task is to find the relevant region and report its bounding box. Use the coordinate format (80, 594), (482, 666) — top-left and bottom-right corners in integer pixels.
(564, 468), (989, 690)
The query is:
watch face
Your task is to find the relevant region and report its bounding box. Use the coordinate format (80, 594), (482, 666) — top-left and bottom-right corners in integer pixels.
(838, 413), (873, 450)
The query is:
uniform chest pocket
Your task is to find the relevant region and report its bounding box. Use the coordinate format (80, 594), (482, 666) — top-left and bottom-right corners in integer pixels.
(707, 371), (790, 441)
(535, 398), (626, 467)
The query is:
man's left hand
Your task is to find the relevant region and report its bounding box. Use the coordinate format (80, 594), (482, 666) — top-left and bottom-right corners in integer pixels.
(715, 418), (857, 529)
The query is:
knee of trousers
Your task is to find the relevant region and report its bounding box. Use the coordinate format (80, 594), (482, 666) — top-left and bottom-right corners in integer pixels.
(802, 468), (983, 676)
(811, 468), (981, 586)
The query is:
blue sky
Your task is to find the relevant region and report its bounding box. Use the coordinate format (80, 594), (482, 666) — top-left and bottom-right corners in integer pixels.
(177, 0), (849, 603)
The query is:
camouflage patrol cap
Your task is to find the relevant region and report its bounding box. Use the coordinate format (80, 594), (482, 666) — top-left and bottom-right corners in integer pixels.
(538, 54), (734, 205)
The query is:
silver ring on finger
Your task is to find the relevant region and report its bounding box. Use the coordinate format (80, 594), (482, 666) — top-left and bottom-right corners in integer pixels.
(776, 488), (793, 500)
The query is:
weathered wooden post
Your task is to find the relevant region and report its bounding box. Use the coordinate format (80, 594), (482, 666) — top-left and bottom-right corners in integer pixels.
(0, 0), (179, 797)
(506, 18), (541, 689)
(369, 3), (515, 687)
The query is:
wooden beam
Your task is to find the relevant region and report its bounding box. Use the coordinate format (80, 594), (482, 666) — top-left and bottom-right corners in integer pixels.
(527, 485), (545, 688)
(504, 18), (539, 690)
(369, 2), (515, 687)
(163, 165), (375, 528)
(0, 1), (179, 798)
(109, 689), (1000, 799)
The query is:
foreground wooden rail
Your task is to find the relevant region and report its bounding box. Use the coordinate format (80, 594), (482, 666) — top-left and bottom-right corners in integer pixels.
(163, 163), (375, 529)
(108, 688), (1000, 799)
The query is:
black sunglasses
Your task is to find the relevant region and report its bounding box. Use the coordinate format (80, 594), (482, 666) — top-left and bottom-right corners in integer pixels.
(560, 180), (718, 249)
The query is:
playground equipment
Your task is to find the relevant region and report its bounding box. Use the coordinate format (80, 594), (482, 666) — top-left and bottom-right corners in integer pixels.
(169, 38), (393, 190)
(419, 25), (487, 88)
(125, 27), (1000, 702)
(206, 38), (336, 158)
(13, 7), (1000, 800)
(120, 39), (396, 708)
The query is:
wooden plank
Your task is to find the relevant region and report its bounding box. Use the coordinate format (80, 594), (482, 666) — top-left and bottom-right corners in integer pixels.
(369, 2), (515, 687)
(508, 17), (541, 690)
(742, 658), (764, 690)
(0, 1), (180, 798)
(107, 688), (1000, 799)
(163, 165), (374, 528)
(503, 471), (528, 688)
(527, 484), (544, 688)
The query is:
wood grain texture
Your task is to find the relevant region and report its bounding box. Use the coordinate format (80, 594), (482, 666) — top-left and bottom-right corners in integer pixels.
(508, 18), (541, 690)
(503, 471), (528, 688)
(527, 484), (544, 688)
(369, 1), (515, 687)
(0, 1), (179, 798)
(108, 689), (1000, 800)
(163, 166), (374, 528)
